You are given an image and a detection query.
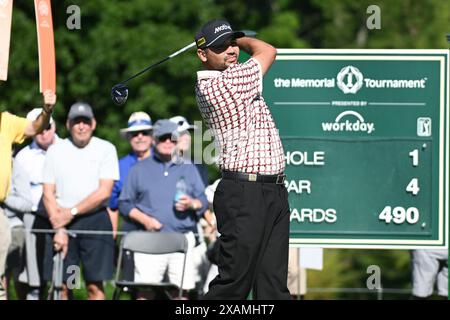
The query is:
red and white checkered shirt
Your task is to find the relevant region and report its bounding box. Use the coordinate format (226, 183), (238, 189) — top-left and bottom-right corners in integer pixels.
(195, 58), (285, 175)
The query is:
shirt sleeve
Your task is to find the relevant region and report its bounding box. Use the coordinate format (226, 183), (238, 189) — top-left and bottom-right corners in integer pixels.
(3, 160), (33, 213)
(2, 112), (30, 145)
(118, 165), (139, 217)
(100, 143), (120, 181)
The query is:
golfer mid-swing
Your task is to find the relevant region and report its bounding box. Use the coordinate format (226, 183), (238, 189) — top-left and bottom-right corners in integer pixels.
(194, 19), (291, 300)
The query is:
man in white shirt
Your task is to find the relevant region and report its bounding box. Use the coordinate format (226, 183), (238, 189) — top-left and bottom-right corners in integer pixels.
(14, 108), (58, 300)
(43, 102), (119, 300)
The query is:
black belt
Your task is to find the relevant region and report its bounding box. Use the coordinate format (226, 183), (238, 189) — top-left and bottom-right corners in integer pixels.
(222, 171), (286, 184)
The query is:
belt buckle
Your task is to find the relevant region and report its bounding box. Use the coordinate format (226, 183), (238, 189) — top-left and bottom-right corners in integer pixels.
(248, 173), (258, 182)
(276, 174), (286, 185)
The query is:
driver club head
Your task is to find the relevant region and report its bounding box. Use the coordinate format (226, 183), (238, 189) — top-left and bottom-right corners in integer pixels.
(111, 83), (129, 106)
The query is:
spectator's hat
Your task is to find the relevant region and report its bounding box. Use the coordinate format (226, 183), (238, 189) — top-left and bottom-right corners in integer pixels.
(169, 115), (198, 133)
(120, 112), (153, 137)
(26, 108), (54, 125)
(153, 119), (179, 141)
(195, 19), (244, 49)
(68, 102), (94, 120)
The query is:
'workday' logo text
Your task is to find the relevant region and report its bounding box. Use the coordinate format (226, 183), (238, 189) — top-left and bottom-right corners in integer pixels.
(322, 111), (375, 134)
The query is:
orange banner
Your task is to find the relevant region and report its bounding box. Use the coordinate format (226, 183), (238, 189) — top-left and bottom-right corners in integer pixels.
(34, 0), (55, 93)
(0, 0), (13, 81)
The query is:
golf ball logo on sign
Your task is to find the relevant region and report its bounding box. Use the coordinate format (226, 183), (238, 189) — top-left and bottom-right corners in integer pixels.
(417, 117), (432, 137)
(337, 66), (364, 94)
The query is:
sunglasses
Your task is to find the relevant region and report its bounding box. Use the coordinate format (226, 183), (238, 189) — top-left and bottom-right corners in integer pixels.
(127, 130), (152, 138)
(71, 117), (92, 126)
(208, 38), (238, 53)
(157, 134), (176, 142)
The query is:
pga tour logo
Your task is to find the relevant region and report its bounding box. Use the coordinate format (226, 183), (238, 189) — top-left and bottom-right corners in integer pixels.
(322, 110), (375, 134)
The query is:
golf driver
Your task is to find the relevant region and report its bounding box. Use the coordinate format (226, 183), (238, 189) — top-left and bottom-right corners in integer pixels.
(111, 41), (196, 105)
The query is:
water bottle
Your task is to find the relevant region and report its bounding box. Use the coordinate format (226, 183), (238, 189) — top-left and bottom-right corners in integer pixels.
(174, 176), (188, 203)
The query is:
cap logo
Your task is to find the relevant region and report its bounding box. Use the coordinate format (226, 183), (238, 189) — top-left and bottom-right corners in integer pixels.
(214, 24), (231, 34)
(197, 37), (206, 47)
(78, 106), (85, 111)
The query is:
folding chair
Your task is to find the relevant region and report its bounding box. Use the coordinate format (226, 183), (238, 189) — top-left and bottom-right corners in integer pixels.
(112, 231), (188, 300)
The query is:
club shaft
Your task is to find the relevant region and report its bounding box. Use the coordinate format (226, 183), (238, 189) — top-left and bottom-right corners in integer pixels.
(122, 41), (196, 84)
(168, 41), (196, 58)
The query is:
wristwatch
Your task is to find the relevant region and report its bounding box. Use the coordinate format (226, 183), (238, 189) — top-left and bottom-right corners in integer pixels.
(70, 207), (79, 217)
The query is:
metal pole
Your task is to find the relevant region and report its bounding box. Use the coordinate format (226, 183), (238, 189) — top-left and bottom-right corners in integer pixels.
(52, 252), (63, 300)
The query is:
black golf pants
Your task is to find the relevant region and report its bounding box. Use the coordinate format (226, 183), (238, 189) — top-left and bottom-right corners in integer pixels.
(204, 179), (291, 300)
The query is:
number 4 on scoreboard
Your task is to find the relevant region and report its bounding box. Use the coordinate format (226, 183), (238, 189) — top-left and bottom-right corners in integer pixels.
(406, 178), (420, 196)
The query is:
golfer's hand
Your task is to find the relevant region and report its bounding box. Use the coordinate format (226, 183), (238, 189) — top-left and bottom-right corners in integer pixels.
(142, 215), (163, 231)
(53, 229), (69, 258)
(175, 195), (194, 212)
(50, 208), (73, 229)
(43, 90), (56, 113)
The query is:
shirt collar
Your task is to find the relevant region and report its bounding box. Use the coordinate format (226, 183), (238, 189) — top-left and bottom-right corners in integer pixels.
(30, 140), (40, 150)
(30, 134), (60, 151)
(197, 70), (222, 81)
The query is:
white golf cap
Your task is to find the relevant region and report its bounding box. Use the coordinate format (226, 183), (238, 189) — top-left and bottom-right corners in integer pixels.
(120, 112), (153, 136)
(26, 108), (55, 124)
(169, 115), (198, 132)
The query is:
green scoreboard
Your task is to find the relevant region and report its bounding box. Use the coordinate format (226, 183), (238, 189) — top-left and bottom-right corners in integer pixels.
(264, 50), (449, 248)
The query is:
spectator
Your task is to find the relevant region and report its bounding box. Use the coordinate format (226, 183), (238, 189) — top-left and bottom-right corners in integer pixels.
(42, 102), (119, 300)
(200, 179), (220, 295)
(4, 160), (33, 299)
(109, 112), (153, 233)
(0, 90), (56, 300)
(170, 115), (210, 297)
(118, 119), (208, 298)
(411, 249), (448, 299)
(169, 115), (208, 185)
(14, 108), (59, 300)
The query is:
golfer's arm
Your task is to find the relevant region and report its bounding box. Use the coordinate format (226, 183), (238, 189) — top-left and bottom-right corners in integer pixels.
(72, 179), (114, 215)
(236, 36), (276, 75)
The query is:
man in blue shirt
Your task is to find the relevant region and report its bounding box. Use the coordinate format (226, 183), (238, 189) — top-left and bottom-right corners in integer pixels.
(119, 119), (208, 293)
(108, 112), (153, 234)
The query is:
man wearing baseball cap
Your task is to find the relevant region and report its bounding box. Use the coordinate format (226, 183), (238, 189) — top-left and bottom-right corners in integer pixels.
(13, 108), (59, 299)
(194, 19), (290, 300)
(169, 116), (207, 184)
(108, 112), (153, 233)
(119, 119), (207, 298)
(0, 90), (56, 300)
(42, 102), (119, 300)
